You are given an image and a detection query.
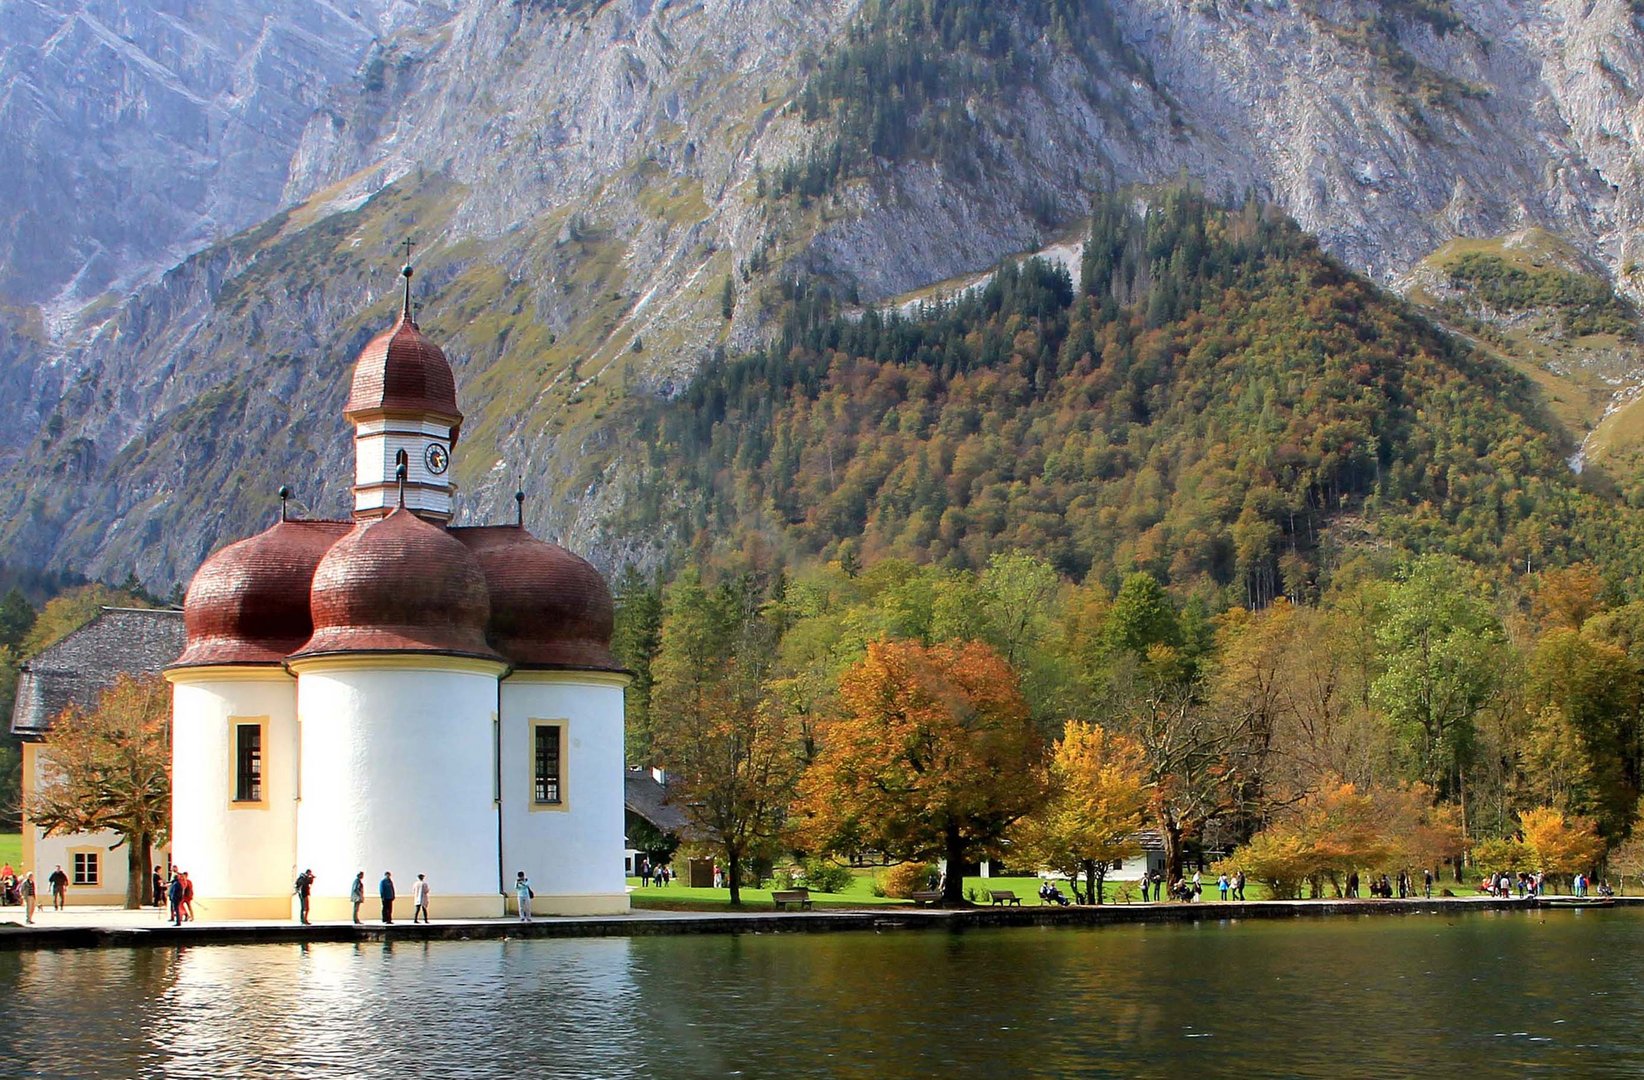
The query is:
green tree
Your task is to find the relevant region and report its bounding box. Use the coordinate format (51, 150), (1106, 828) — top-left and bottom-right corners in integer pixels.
(22, 584), (149, 656)
(1371, 556), (1503, 802)
(1105, 573), (1181, 658)
(0, 589), (35, 650)
(649, 573), (796, 905)
(1520, 628), (1639, 842)
(611, 568), (664, 764)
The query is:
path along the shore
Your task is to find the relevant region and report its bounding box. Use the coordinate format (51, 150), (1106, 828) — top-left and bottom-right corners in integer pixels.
(0, 894), (1635, 951)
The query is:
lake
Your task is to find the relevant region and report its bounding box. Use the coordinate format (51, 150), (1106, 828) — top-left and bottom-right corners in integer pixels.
(0, 908), (1637, 1077)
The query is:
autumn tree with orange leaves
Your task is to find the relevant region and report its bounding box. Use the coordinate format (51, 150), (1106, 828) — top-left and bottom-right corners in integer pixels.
(792, 640), (1047, 905)
(30, 672), (171, 908)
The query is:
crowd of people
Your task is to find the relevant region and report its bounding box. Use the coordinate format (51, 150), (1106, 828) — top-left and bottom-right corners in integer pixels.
(633, 858), (673, 887)
(1478, 869), (1613, 899)
(1129, 869), (1248, 903)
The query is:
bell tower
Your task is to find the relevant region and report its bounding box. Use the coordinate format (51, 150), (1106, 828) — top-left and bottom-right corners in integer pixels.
(343, 244), (462, 523)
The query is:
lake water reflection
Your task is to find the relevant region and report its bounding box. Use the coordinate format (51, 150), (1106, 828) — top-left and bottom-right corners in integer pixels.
(0, 908), (1639, 1078)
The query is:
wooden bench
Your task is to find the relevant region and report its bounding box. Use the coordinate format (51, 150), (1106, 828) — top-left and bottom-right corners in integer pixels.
(910, 890), (943, 907)
(989, 890), (1021, 907)
(772, 889), (813, 911)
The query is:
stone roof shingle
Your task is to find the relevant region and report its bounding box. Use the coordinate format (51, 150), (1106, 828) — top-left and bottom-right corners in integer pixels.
(10, 608), (185, 737)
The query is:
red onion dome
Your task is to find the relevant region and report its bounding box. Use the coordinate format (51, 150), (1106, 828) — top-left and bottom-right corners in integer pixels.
(293, 509), (501, 661)
(173, 520), (351, 667)
(343, 313), (462, 436)
(454, 526), (622, 671)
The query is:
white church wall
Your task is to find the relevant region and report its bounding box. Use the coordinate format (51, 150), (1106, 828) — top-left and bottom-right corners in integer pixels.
(167, 669), (299, 919)
(292, 657), (507, 919)
(500, 672), (628, 915)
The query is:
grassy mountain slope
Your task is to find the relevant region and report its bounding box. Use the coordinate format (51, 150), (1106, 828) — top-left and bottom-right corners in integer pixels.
(1401, 229), (1644, 487)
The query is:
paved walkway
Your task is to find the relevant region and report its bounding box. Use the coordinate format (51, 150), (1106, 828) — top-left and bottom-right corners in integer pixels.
(0, 892), (1631, 951)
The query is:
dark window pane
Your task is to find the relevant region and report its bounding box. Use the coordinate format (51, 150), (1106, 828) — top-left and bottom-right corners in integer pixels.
(235, 724), (262, 802)
(534, 725), (561, 804)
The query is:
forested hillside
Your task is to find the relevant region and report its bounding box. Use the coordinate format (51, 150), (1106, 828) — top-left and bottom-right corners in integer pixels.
(625, 191), (1644, 607)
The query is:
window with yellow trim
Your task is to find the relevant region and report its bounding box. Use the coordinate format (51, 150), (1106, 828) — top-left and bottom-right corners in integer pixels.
(234, 722), (263, 802)
(532, 722), (563, 806)
(72, 850), (99, 886)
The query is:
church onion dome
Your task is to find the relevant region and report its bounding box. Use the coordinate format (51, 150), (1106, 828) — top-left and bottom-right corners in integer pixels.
(292, 509), (501, 662)
(342, 313), (462, 437)
(173, 520), (352, 667)
(454, 526), (623, 671)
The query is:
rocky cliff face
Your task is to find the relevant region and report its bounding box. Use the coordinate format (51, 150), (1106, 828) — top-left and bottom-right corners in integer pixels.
(0, 0), (446, 311)
(3, 0), (1643, 590)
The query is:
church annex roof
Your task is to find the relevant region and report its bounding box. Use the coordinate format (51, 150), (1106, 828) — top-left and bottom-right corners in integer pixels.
(10, 607), (185, 737)
(624, 769), (689, 834)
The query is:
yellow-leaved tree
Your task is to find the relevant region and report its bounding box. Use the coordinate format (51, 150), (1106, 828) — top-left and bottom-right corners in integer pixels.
(1010, 722), (1148, 904)
(1519, 806), (1605, 893)
(1219, 780), (1395, 899)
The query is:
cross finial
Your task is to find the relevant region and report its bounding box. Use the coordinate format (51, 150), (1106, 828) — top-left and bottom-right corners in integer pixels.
(400, 238), (415, 321)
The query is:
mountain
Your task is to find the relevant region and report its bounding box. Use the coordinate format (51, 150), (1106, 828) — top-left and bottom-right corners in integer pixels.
(3, 0), (1644, 590)
(0, 0), (450, 310)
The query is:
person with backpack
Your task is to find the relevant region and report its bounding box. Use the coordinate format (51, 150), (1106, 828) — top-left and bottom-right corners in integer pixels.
(294, 868), (316, 924)
(167, 871), (184, 925)
(516, 871), (533, 921)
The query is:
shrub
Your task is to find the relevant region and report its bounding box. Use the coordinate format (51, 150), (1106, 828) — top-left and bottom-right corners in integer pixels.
(801, 858), (854, 894)
(876, 861), (934, 899)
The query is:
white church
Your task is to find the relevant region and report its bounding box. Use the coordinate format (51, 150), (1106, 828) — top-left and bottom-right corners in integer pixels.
(159, 264), (630, 919)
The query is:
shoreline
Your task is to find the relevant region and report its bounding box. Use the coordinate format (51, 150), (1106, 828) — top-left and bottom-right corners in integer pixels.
(0, 894), (1635, 951)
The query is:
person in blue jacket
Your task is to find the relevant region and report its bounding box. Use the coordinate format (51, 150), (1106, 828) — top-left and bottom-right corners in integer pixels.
(379, 871), (396, 924)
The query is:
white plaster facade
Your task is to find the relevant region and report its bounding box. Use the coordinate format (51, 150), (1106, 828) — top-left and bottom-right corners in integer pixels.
(169, 670), (299, 918)
(499, 672), (629, 914)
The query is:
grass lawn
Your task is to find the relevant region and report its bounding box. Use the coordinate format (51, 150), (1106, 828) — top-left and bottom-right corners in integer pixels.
(625, 868), (1280, 910)
(0, 834), (19, 870)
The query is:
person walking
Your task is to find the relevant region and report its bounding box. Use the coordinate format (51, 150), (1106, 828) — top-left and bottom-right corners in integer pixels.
(47, 865), (68, 911)
(412, 874), (431, 923)
(1423, 868), (1433, 899)
(1218, 873), (1229, 901)
(379, 871), (396, 924)
(168, 871), (184, 925)
(1235, 869), (1247, 901)
(294, 868), (316, 924)
(181, 871), (195, 921)
(350, 872), (365, 924)
(152, 869), (164, 909)
(20, 872), (36, 925)
(516, 871), (533, 922)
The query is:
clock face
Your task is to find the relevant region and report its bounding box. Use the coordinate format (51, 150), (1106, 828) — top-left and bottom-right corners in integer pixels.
(424, 442), (449, 475)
